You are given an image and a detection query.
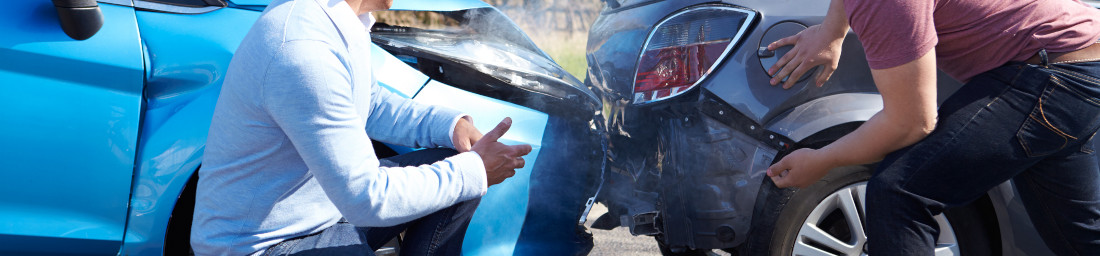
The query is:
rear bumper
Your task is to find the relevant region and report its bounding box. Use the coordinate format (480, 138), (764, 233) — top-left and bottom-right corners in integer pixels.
(598, 91), (783, 249)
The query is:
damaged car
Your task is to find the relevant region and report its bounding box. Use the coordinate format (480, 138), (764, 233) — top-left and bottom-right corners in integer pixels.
(583, 0), (1100, 255)
(0, 0), (599, 255)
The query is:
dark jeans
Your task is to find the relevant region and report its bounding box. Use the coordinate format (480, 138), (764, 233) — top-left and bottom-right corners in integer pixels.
(865, 57), (1100, 255)
(263, 148), (481, 256)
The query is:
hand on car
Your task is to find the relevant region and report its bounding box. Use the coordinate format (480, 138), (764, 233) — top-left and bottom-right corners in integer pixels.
(452, 116), (481, 152)
(471, 117), (533, 185)
(767, 148), (834, 188)
(767, 24), (846, 89)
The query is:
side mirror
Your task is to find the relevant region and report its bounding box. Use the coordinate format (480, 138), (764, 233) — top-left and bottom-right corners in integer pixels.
(602, 0), (620, 9)
(52, 0), (103, 41)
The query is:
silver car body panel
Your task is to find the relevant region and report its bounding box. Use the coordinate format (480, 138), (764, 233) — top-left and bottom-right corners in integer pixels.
(765, 92), (881, 142)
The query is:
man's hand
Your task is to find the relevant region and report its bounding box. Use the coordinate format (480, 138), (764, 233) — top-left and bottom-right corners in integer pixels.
(767, 24), (846, 89)
(767, 148), (835, 188)
(471, 117), (533, 185)
(452, 117), (481, 152)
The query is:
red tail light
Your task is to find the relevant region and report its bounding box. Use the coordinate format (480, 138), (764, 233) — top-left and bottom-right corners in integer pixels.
(632, 5), (756, 104)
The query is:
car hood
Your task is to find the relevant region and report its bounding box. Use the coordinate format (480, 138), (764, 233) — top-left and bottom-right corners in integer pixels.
(227, 0), (490, 11)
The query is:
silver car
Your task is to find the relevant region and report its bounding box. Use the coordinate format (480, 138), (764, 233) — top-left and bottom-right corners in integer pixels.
(582, 0), (1100, 255)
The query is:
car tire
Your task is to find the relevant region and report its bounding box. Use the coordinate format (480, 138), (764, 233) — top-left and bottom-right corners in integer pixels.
(745, 164), (996, 255)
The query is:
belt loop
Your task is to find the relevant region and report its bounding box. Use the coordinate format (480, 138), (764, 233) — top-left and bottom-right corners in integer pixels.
(1039, 48), (1050, 67)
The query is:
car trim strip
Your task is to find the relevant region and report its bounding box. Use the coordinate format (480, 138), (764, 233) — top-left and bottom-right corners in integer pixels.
(133, 0), (223, 14)
(98, 0), (134, 7)
(700, 90), (795, 150)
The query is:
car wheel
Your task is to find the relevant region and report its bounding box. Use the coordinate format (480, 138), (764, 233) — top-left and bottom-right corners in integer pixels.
(748, 164), (994, 255)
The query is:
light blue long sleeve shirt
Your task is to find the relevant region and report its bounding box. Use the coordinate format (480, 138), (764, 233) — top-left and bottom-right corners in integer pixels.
(190, 0), (487, 254)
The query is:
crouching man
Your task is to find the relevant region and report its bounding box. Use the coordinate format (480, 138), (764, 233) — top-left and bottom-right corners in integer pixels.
(190, 0), (532, 255)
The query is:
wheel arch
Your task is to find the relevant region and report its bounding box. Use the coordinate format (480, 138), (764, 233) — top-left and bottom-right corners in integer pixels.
(765, 92), (882, 143)
(164, 169), (200, 254)
(741, 119), (867, 254)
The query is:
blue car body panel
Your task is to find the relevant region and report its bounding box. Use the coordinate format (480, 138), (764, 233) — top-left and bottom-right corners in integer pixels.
(0, 2), (143, 254)
(373, 45), (429, 98)
(120, 6), (261, 255)
(412, 81), (548, 256)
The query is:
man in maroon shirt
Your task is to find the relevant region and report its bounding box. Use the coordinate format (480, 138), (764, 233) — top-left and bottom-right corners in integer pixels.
(765, 0), (1100, 254)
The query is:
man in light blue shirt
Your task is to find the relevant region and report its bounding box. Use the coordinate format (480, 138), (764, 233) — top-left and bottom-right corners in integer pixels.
(190, 0), (532, 254)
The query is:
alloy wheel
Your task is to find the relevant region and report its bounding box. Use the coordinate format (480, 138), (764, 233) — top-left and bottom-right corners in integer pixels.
(792, 182), (960, 256)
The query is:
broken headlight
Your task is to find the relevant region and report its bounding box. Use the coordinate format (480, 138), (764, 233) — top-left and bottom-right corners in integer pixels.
(371, 7), (599, 115)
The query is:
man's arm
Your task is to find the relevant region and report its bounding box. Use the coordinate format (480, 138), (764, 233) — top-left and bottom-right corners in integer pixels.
(263, 40), (488, 226)
(363, 70), (531, 182)
(365, 82), (466, 149)
(768, 50), (939, 188)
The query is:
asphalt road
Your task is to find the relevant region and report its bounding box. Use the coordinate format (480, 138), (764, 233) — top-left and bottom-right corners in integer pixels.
(584, 204), (734, 256)
(584, 203), (662, 256)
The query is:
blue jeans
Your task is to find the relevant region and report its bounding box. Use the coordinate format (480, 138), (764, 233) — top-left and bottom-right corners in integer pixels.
(263, 148), (481, 256)
(865, 57), (1100, 255)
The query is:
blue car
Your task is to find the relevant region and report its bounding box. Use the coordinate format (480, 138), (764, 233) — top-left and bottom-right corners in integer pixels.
(0, 0), (600, 255)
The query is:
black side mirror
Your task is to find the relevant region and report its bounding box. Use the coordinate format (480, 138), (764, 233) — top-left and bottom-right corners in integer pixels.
(602, 0), (621, 9)
(52, 0), (103, 41)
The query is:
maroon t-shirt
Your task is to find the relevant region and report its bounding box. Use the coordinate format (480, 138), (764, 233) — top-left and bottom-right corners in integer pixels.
(845, 0), (1100, 81)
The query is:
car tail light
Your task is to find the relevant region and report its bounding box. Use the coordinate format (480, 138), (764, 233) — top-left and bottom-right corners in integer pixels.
(633, 5), (756, 104)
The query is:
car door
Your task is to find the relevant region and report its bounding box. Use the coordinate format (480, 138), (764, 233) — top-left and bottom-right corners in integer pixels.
(0, 1), (143, 254)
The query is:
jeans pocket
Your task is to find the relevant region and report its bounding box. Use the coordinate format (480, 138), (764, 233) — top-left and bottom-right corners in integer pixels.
(1082, 131), (1097, 154)
(1017, 113), (1070, 157)
(1017, 76), (1100, 157)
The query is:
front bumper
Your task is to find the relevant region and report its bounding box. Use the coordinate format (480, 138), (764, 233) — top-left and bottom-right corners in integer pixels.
(415, 80), (603, 255)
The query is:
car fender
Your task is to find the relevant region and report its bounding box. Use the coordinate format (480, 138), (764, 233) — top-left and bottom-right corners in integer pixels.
(119, 6), (260, 255)
(765, 92), (882, 142)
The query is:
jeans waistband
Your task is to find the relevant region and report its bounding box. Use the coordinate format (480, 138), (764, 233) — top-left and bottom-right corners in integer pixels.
(983, 59), (1100, 103)
(981, 62), (1051, 95)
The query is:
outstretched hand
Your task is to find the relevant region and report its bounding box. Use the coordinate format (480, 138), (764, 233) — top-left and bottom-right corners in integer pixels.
(767, 24), (846, 89)
(471, 117), (533, 186)
(767, 148), (834, 188)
